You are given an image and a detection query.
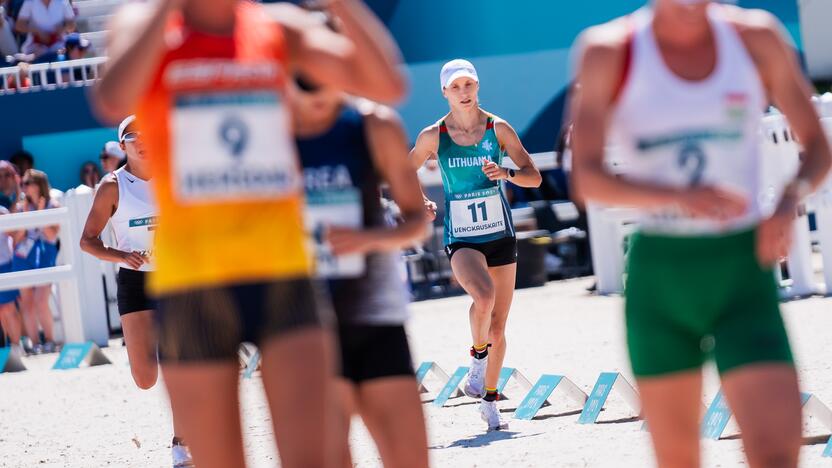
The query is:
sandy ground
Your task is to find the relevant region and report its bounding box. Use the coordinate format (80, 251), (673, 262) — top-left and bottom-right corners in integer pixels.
(1, 277), (831, 468)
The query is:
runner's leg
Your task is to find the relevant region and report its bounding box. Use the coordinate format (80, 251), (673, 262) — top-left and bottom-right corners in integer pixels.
(637, 371), (703, 468)
(450, 249), (494, 348)
(356, 377), (429, 468)
(260, 327), (337, 468)
(120, 310), (158, 389)
(162, 362), (244, 468)
(721, 364), (801, 468)
(483, 263), (516, 390)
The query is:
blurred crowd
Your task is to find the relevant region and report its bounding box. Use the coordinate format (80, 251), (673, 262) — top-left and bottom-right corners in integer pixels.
(1, 0), (91, 67)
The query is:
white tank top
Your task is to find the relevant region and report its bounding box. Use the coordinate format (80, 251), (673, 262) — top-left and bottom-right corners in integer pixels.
(110, 167), (158, 271)
(608, 6), (766, 235)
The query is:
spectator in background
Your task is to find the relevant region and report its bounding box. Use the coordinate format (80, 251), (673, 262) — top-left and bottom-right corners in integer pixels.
(0, 6), (19, 60)
(79, 160), (100, 189)
(10, 169), (59, 354)
(9, 150), (33, 177)
(63, 32), (88, 60)
(14, 0), (75, 59)
(0, 205), (22, 357)
(100, 141), (125, 176)
(0, 161), (21, 209)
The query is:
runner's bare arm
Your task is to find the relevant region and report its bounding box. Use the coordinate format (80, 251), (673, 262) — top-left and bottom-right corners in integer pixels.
(734, 9), (832, 210)
(80, 181), (144, 268)
(494, 120), (542, 188)
(92, 2), (179, 123)
(408, 125), (440, 215)
(364, 104), (430, 250)
(409, 125), (440, 170)
(273, 0), (406, 104)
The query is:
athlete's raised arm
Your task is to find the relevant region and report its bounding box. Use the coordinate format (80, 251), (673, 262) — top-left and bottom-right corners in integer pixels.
(92, 1), (180, 124)
(272, 0), (407, 105)
(492, 120), (542, 188)
(570, 25), (746, 220)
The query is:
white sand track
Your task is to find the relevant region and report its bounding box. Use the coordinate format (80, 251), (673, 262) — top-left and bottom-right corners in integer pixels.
(1, 277), (830, 467)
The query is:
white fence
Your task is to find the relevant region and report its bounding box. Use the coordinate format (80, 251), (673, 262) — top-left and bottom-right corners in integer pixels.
(0, 57), (107, 95)
(0, 190), (108, 345)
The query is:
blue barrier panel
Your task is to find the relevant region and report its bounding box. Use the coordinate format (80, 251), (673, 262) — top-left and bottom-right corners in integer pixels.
(578, 372), (619, 424)
(514, 375), (563, 420)
(432, 366), (469, 408)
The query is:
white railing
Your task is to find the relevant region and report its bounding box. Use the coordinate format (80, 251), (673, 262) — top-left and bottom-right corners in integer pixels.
(0, 190), (108, 346)
(0, 56), (107, 95)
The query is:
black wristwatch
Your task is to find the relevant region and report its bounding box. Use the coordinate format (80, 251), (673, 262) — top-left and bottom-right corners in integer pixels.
(507, 169), (516, 179)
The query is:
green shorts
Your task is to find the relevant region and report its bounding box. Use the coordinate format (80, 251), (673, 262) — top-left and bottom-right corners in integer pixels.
(625, 228), (793, 378)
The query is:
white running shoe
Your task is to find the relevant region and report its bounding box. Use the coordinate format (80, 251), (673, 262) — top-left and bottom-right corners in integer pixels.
(172, 443), (194, 468)
(463, 355), (487, 399)
(480, 400), (508, 431)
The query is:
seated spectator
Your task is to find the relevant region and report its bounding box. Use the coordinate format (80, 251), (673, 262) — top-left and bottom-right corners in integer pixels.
(63, 32), (88, 60)
(14, 0), (74, 59)
(9, 149), (32, 176)
(0, 160), (20, 209)
(79, 160), (100, 189)
(99, 141), (125, 177)
(0, 6), (19, 59)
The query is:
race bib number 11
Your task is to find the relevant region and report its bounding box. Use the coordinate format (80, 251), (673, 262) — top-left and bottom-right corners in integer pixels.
(449, 189), (506, 238)
(171, 91), (300, 203)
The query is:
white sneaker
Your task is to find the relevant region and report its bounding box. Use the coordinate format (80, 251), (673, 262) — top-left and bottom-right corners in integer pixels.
(463, 355), (487, 399)
(172, 443), (194, 468)
(480, 400), (508, 431)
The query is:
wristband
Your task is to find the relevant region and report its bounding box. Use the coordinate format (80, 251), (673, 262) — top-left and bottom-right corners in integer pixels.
(507, 168), (516, 180)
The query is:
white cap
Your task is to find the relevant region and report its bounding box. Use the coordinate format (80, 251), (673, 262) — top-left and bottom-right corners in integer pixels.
(104, 141), (126, 160)
(440, 59), (479, 90)
(118, 115), (136, 143)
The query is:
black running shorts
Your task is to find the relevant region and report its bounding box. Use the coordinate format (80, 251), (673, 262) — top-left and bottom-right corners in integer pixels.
(117, 268), (156, 316)
(338, 324), (414, 384)
(156, 277), (333, 362)
(445, 236), (517, 267)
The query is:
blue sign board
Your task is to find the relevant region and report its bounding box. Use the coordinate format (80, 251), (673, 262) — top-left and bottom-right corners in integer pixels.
(53, 342), (93, 370)
(514, 374), (563, 420)
(432, 366), (469, 407)
(578, 372), (618, 424)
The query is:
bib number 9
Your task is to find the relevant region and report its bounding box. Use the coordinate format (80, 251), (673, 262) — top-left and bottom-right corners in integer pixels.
(219, 115), (249, 157)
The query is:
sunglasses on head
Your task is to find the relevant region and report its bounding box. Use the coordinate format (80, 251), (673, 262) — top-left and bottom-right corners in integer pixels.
(294, 74), (321, 93)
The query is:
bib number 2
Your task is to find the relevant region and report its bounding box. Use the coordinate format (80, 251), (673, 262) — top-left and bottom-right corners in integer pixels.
(678, 142), (706, 186)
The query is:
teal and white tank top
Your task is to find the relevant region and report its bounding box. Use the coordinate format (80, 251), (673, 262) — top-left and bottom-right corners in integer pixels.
(437, 114), (515, 245)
